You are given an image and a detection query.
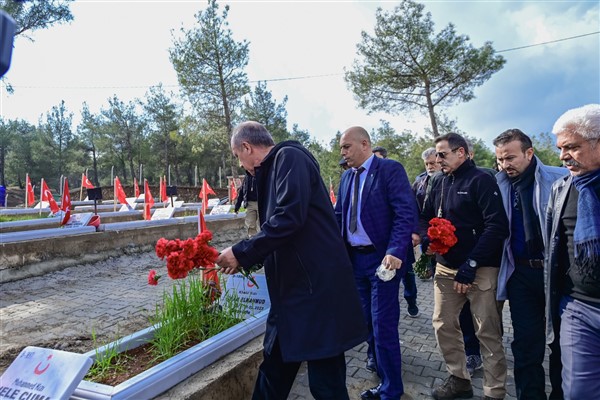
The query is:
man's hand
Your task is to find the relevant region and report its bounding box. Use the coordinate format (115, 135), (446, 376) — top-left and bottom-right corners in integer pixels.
(216, 247), (241, 275)
(381, 254), (402, 270)
(453, 262), (476, 293)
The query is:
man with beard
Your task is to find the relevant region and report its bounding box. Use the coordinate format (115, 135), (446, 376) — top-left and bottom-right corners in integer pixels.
(545, 104), (600, 399)
(494, 129), (567, 399)
(217, 121), (368, 400)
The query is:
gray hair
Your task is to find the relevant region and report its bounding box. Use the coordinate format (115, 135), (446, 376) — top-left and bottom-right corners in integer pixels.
(231, 121), (275, 149)
(552, 104), (600, 141)
(421, 147), (436, 160)
(464, 138), (473, 153)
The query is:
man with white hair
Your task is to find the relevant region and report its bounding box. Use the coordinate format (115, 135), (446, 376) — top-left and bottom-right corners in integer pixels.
(412, 147), (440, 210)
(545, 104), (600, 399)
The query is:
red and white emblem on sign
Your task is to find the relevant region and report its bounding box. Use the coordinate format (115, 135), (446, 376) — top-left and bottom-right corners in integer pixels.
(34, 354), (53, 375)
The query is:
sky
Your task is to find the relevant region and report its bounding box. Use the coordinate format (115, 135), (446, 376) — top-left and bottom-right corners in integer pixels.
(1, 0), (599, 150)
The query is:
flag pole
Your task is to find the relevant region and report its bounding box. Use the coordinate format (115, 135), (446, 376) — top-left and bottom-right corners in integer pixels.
(39, 178), (43, 216)
(79, 172), (84, 201)
(25, 173), (28, 209)
(113, 177), (117, 212)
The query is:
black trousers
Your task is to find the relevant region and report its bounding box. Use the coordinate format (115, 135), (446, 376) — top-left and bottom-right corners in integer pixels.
(252, 336), (349, 400)
(507, 265), (553, 399)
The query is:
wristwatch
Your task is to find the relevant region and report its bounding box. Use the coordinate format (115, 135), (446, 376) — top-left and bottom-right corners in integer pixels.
(467, 259), (478, 268)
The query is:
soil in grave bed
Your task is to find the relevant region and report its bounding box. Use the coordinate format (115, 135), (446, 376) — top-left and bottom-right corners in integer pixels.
(85, 340), (200, 386)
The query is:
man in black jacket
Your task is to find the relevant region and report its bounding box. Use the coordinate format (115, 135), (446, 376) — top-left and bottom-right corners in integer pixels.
(419, 132), (509, 400)
(217, 121), (368, 400)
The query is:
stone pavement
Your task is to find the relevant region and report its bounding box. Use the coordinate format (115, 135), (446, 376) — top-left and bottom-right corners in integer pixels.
(289, 274), (556, 400)
(0, 255), (555, 399)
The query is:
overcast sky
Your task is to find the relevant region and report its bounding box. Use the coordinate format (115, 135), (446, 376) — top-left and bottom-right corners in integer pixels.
(1, 0), (598, 148)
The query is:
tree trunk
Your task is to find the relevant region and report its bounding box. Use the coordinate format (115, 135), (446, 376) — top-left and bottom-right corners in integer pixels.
(424, 80), (439, 137)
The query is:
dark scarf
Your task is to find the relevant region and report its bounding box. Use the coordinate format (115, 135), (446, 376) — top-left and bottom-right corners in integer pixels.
(509, 157), (543, 256)
(572, 168), (600, 270)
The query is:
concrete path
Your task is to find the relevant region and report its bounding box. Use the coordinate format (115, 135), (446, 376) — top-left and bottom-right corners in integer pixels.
(1, 256), (555, 399)
(290, 275), (555, 400)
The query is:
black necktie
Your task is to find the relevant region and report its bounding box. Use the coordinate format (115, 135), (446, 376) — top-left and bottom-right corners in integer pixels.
(349, 167), (365, 233)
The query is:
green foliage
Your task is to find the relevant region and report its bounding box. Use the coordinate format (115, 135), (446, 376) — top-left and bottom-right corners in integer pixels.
(149, 274), (245, 361)
(345, 0), (505, 136)
(532, 131), (561, 167)
(0, 0), (74, 39)
(170, 0), (250, 177)
(241, 81), (289, 143)
(85, 328), (126, 382)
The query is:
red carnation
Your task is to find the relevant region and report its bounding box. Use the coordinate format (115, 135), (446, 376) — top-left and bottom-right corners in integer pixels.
(148, 269), (159, 285)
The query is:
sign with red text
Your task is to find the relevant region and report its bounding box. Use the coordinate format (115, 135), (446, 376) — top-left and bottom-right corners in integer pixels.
(0, 346), (92, 400)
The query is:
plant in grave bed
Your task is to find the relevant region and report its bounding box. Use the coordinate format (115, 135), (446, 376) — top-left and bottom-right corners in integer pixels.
(83, 229), (253, 385)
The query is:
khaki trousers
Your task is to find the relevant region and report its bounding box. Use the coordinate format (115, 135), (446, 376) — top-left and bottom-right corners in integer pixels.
(433, 264), (507, 399)
(245, 201), (260, 237)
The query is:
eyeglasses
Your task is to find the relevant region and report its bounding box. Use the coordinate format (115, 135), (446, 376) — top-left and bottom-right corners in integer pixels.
(435, 148), (459, 159)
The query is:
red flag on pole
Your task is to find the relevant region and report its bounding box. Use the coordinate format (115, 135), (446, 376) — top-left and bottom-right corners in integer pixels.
(199, 179), (216, 215)
(134, 177), (140, 198)
(25, 174), (35, 206)
(229, 180), (238, 202)
(41, 179), (60, 214)
(161, 175), (168, 202)
(60, 178), (71, 226)
(114, 176), (128, 205)
(144, 179), (154, 220)
(329, 183), (337, 205)
(81, 173), (95, 189)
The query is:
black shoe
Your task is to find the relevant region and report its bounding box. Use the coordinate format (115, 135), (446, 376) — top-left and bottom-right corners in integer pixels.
(360, 383), (382, 399)
(366, 357), (377, 372)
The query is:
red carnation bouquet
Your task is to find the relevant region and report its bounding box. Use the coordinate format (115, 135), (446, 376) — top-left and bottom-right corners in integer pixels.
(147, 230), (260, 295)
(148, 230), (221, 301)
(414, 217), (458, 279)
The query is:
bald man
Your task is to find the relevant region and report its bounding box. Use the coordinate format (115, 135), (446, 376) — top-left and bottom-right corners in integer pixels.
(335, 126), (417, 400)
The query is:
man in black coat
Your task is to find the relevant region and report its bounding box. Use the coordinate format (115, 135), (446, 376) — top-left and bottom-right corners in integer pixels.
(217, 121), (368, 400)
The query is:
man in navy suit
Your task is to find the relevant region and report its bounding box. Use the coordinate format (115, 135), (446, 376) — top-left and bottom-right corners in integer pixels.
(335, 126), (417, 400)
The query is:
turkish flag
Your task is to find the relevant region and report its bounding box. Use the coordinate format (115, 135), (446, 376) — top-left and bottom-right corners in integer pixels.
(41, 179), (60, 214)
(81, 173), (95, 189)
(161, 176), (168, 202)
(134, 177), (140, 198)
(60, 178), (71, 226)
(199, 179), (216, 215)
(144, 179), (154, 220)
(114, 176), (128, 205)
(329, 183), (337, 205)
(229, 180), (238, 202)
(25, 174), (35, 206)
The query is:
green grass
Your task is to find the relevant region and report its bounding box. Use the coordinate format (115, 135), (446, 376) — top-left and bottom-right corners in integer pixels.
(0, 214), (46, 223)
(149, 274), (245, 361)
(85, 328), (127, 382)
(84, 273), (246, 382)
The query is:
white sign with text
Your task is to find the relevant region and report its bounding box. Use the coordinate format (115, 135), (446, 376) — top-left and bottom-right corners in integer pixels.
(210, 205), (232, 215)
(0, 346), (92, 400)
(65, 212), (94, 228)
(151, 207), (175, 220)
(223, 274), (269, 317)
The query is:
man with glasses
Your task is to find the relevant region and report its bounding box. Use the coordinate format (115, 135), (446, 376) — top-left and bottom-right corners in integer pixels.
(418, 132), (509, 400)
